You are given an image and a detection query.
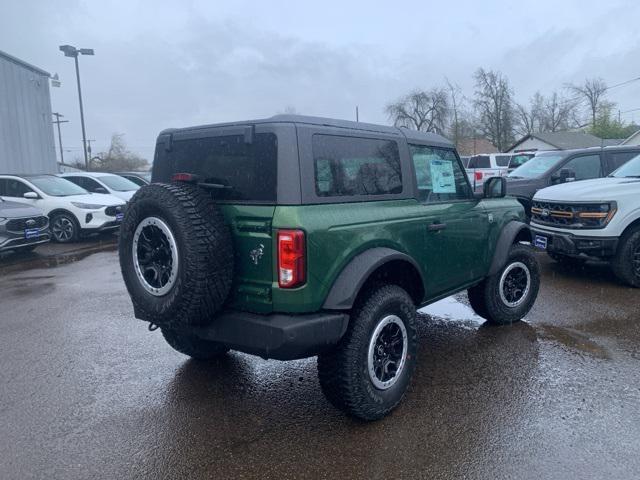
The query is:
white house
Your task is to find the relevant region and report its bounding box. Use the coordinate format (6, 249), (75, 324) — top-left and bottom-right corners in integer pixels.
(506, 131), (616, 153)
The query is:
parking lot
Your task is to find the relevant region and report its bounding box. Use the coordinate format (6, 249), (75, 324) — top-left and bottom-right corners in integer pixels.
(0, 241), (638, 479)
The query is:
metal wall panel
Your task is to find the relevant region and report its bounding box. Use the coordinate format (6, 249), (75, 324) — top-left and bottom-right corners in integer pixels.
(0, 51), (57, 174)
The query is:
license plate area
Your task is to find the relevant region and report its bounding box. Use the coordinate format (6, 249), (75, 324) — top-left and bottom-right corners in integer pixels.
(24, 228), (40, 239)
(534, 234), (548, 250)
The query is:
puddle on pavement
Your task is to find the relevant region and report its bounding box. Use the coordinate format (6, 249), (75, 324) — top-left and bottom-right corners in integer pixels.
(536, 324), (610, 359)
(0, 244), (117, 275)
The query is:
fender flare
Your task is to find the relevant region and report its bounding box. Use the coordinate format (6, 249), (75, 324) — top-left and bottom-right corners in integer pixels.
(322, 247), (424, 310)
(488, 221), (532, 276)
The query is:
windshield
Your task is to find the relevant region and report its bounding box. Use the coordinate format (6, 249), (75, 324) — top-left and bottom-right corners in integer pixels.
(99, 175), (140, 192)
(508, 154), (565, 179)
(30, 176), (88, 196)
(610, 153), (640, 177)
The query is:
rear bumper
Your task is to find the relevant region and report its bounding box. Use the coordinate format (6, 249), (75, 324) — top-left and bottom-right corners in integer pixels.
(176, 310), (349, 360)
(531, 225), (618, 258)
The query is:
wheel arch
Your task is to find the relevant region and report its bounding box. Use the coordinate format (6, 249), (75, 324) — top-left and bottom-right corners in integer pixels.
(48, 208), (80, 224)
(488, 221), (532, 276)
(322, 247), (425, 310)
(619, 216), (640, 240)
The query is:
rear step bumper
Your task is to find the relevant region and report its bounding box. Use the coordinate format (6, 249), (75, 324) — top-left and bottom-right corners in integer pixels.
(179, 311), (349, 360)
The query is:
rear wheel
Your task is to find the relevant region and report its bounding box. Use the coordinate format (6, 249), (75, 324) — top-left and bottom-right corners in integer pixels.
(468, 244), (540, 325)
(611, 226), (640, 287)
(161, 328), (229, 360)
(50, 212), (79, 243)
(317, 284), (417, 421)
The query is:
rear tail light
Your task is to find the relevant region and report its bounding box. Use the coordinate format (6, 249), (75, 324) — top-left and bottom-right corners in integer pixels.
(278, 229), (305, 288)
(171, 173), (198, 183)
(475, 171), (483, 181)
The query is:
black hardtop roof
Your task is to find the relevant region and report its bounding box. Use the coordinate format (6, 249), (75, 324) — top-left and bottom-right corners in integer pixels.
(534, 144), (640, 157)
(158, 114), (453, 147)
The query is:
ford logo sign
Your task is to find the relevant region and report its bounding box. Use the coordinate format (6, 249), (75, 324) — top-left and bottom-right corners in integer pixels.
(541, 209), (550, 217)
(25, 219), (37, 227)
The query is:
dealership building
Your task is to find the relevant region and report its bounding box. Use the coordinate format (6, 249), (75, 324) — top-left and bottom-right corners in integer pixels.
(0, 49), (57, 174)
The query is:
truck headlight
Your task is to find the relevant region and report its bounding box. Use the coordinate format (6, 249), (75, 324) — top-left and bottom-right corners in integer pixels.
(574, 202), (617, 228)
(71, 202), (105, 210)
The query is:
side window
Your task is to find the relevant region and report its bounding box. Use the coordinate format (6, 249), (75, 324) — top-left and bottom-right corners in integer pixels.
(312, 135), (402, 197)
(5, 179), (31, 197)
(495, 155), (510, 167)
(64, 176), (84, 188)
(606, 151), (639, 172)
(468, 155), (490, 168)
(409, 145), (471, 203)
(561, 154), (602, 181)
(83, 178), (104, 192)
(0, 179), (6, 196)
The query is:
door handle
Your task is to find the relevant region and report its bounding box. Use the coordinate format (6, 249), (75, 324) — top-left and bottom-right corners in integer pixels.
(427, 222), (447, 232)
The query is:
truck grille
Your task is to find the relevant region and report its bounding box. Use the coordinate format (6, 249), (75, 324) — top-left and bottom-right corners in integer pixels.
(531, 201), (613, 229)
(105, 205), (125, 217)
(6, 216), (49, 233)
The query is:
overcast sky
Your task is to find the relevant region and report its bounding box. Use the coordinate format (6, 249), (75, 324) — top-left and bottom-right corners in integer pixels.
(2, 0), (639, 163)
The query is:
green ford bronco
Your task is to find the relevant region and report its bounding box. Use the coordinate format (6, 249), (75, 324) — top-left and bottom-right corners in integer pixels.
(119, 115), (540, 420)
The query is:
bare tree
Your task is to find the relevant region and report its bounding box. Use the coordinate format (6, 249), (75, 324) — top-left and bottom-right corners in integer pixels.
(540, 92), (579, 132)
(445, 78), (464, 147)
(473, 68), (515, 151)
(91, 134), (149, 172)
(568, 78), (609, 128)
(515, 92), (544, 137)
(385, 88), (449, 135)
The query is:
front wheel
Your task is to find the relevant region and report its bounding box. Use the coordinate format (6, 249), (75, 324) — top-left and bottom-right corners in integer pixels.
(611, 226), (640, 287)
(50, 212), (79, 243)
(317, 284), (417, 421)
(161, 328), (229, 360)
(468, 244), (540, 325)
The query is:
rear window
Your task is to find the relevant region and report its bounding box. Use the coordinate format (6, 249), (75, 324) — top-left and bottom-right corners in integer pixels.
(313, 134), (402, 197)
(467, 155), (490, 168)
(168, 133), (277, 202)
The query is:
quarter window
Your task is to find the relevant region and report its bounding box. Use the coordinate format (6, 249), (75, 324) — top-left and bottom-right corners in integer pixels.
(410, 145), (471, 203)
(606, 151), (639, 172)
(313, 135), (402, 197)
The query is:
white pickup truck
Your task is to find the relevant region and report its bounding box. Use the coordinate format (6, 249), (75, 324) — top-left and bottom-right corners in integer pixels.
(466, 152), (534, 189)
(530, 152), (640, 287)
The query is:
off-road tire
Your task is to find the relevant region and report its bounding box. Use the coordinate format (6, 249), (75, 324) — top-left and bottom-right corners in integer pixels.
(317, 284), (417, 421)
(548, 252), (586, 266)
(119, 182), (234, 328)
(50, 212), (79, 243)
(161, 328), (229, 360)
(468, 244), (540, 325)
(611, 226), (640, 288)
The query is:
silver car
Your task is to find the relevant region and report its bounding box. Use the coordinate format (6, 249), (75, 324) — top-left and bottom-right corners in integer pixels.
(0, 198), (50, 253)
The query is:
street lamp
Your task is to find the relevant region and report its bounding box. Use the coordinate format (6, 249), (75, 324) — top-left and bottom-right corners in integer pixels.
(59, 44), (94, 170)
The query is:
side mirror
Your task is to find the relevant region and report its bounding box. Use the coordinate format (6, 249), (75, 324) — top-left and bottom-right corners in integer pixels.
(559, 168), (576, 183)
(23, 191), (39, 199)
(94, 187), (108, 194)
(483, 177), (507, 198)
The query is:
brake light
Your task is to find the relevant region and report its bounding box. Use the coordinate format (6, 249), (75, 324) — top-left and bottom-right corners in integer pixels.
(172, 172), (198, 183)
(278, 229), (305, 288)
(475, 171), (483, 181)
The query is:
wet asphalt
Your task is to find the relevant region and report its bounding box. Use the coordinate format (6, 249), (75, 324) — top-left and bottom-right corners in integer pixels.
(1, 242), (639, 479)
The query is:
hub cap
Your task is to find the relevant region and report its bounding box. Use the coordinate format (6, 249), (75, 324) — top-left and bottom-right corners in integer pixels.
(367, 315), (408, 390)
(132, 217), (178, 296)
(633, 243), (640, 278)
(52, 216), (74, 242)
(499, 261), (531, 308)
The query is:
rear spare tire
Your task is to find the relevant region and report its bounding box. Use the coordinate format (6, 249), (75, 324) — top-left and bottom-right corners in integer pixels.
(119, 182), (234, 328)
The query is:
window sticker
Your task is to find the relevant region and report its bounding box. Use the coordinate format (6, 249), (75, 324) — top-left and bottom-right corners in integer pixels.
(430, 159), (456, 193)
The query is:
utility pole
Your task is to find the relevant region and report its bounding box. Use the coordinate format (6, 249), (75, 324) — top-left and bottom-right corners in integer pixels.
(59, 45), (94, 171)
(52, 112), (69, 164)
(356, 106), (359, 122)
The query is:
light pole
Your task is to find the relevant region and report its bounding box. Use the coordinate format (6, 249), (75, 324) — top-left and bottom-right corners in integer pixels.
(52, 112), (68, 164)
(59, 45), (94, 170)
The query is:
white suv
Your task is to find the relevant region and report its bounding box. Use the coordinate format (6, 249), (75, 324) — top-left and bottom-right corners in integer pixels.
(59, 172), (140, 202)
(466, 152), (533, 188)
(0, 175), (126, 243)
(530, 153), (640, 287)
